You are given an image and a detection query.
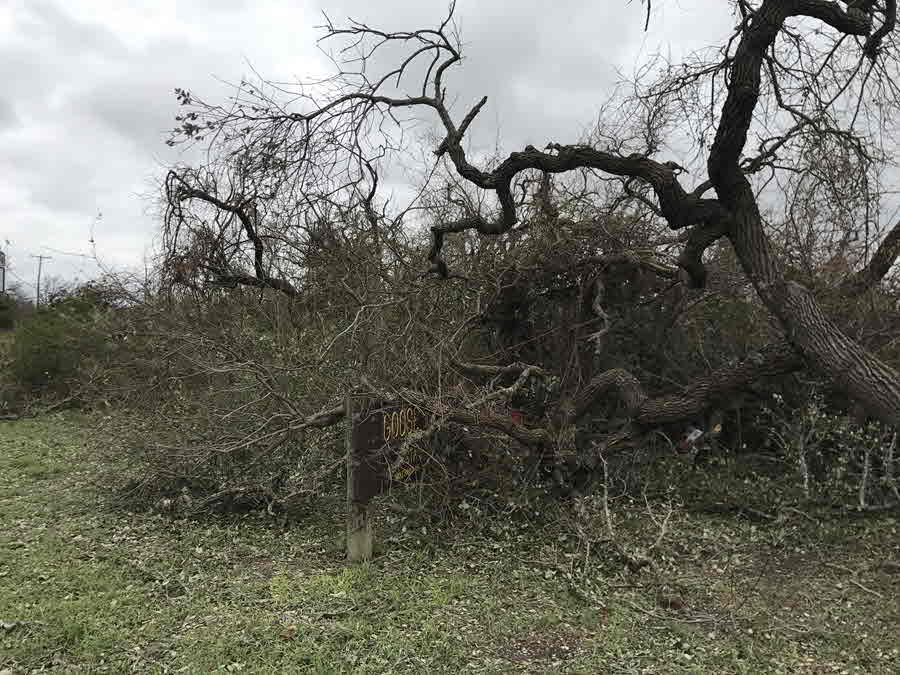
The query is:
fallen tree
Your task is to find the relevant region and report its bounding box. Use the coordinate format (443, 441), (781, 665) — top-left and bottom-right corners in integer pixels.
(146, 1), (900, 509)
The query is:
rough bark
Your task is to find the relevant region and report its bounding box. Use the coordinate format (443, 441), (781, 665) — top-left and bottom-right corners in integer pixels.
(706, 0), (900, 427)
(840, 221), (900, 296)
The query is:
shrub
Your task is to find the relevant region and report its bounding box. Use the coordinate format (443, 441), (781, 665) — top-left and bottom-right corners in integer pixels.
(10, 289), (108, 399)
(0, 294), (16, 331)
(760, 395), (898, 506)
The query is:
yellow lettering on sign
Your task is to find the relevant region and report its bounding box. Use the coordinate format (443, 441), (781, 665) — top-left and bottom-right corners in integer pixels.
(394, 464), (415, 481)
(382, 407), (418, 442)
(405, 408), (416, 435)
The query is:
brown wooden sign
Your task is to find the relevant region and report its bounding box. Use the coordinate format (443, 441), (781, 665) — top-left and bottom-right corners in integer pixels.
(350, 397), (426, 504)
(346, 393), (430, 561)
(345, 393), (526, 561)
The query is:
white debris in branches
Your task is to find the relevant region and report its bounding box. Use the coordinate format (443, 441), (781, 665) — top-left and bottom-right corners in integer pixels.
(586, 276), (610, 355)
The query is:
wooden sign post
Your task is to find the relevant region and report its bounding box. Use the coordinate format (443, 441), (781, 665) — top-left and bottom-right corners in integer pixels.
(345, 393), (424, 562)
(345, 393), (373, 562)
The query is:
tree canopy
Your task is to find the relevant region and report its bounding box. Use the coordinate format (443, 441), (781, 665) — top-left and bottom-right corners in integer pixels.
(152, 1), (900, 503)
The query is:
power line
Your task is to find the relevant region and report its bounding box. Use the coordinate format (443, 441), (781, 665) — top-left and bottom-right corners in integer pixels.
(7, 269), (35, 290)
(39, 245), (98, 260)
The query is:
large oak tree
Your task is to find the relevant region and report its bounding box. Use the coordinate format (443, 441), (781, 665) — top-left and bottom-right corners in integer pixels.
(164, 0), (900, 468)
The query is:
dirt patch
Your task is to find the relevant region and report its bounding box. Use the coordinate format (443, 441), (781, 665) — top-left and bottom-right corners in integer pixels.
(497, 629), (585, 663)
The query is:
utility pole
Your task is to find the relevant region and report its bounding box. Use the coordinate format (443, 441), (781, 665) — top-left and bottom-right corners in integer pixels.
(0, 249), (6, 295)
(31, 254), (51, 307)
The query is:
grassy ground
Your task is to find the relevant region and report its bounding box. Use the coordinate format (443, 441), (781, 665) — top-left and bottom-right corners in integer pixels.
(1, 414), (898, 673)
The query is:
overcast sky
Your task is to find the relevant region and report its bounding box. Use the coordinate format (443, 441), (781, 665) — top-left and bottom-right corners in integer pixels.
(0, 0), (736, 298)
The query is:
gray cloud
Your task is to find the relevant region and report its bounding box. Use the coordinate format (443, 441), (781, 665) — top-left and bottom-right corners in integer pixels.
(0, 0), (326, 292)
(21, 0), (128, 57)
(0, 98), (18, 131)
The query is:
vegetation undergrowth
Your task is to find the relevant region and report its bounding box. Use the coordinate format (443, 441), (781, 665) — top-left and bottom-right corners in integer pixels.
(1, 413), (898, 673)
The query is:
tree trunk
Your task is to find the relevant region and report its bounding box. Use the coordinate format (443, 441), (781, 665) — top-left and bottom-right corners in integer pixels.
(708, 1), (900, 428)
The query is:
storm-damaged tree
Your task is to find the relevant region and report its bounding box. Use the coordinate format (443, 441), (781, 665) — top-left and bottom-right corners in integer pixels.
(160, 0), (900, 500)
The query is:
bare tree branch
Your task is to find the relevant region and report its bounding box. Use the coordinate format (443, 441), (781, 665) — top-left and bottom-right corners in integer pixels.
(840, 220), (900, 294)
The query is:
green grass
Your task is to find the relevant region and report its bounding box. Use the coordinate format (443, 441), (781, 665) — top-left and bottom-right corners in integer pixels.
(1, 414), (898, 673)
